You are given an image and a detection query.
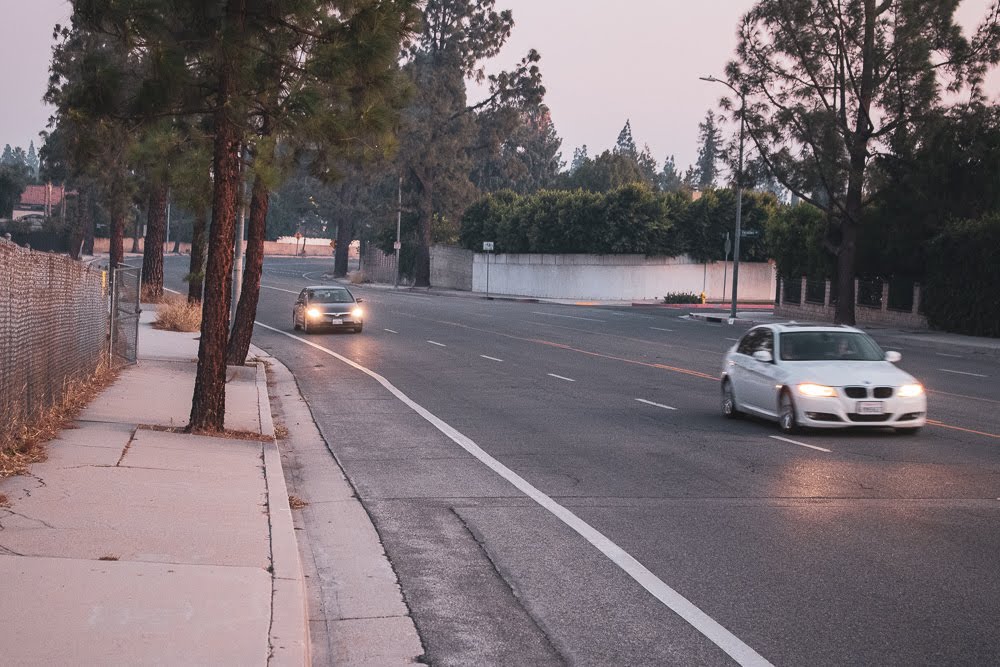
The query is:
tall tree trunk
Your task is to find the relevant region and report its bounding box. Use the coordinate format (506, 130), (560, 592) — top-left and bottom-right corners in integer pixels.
(110, 203), (126, 268)
(414, 174), (433, 287)
(333, 219), (352, 277)
(82, 189), (95, 255)
(187, 209), (208, 303)
(67, 195), (84, 260)
(141, 183), (168, 301)
(189, 7), (243, 433)
(227, 174), (269, 365)
(131, 209), (141, 254)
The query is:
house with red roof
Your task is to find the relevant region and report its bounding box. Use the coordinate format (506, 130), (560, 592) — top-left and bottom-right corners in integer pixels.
(13, 183), (72, 224)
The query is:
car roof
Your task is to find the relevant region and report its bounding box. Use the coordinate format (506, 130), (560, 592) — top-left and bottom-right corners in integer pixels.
(754, 321), (865, 335)
(303, 285), (350, 291)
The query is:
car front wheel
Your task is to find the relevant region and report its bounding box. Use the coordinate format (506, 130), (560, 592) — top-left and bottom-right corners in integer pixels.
(721, 379), (740, 419)
(778, 390), (799, 434)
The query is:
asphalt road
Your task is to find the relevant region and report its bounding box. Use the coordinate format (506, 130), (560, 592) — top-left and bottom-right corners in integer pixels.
(165, 255), (1000, 666)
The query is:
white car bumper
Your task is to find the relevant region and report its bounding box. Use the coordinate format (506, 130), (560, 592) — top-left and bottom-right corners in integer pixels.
(794, 393), (927, 429)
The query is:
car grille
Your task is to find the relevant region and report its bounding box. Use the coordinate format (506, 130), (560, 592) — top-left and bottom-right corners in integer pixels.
(844, 387), (868, 399)
(873, 387), (893, 398)
(847, 413), (892, 423)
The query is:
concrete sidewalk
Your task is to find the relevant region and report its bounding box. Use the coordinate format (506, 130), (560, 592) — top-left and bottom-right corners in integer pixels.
(0, 309), (308, 665)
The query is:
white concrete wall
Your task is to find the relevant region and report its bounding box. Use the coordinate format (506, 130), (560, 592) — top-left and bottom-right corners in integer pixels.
(430, 244), (474, 291)
(471, 253), (777, 301)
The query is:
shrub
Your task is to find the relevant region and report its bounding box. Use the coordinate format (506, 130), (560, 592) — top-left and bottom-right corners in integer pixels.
(923, 213), (1000, 337)
(152, 295), (202, 332)
(663, 291), (702, 304)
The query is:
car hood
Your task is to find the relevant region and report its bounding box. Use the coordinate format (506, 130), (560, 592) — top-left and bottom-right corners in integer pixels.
(782, 361), (916, 387)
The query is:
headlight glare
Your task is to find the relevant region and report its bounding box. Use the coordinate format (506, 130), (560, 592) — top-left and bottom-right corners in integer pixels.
(898, 383), (924, 398)
(351, 307), (363, 318)
(306, 307), (322, 318)
(798, 383), (837, 398)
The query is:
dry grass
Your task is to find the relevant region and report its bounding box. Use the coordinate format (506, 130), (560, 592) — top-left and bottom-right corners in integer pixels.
(141, 284), (165, 304)
(274, 424), (289, 440)
(0, 362), (118, 482)
(288, 495), (309, 510)
(140, 424), (272, 442)
(152, 294), (202, 332)
(0, 494), (9, 508)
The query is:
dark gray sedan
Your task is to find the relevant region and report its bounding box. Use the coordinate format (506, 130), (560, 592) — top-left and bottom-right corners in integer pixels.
(292, 286), (364, 333)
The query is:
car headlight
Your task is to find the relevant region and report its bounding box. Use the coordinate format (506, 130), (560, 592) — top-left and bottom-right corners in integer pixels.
(351, 307), (363, 318)
(797, 383), (837, 397)
(898, 383), (924, 398)
(306, 307), (322, 318)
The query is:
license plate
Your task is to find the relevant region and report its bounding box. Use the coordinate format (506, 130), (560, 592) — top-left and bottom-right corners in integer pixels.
(857, 401), (884, 415)
(328, 319), (343, 325)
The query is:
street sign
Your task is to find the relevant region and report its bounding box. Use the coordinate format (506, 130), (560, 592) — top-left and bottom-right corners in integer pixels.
(393, 241), (401, 250)
(483, 241), (495, 252)
(724, 233), (731, 256)
(295, 232), (302, 239)
(741, 229), (761, 238)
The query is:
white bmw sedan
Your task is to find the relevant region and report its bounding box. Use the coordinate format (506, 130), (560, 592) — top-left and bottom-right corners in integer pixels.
(721, 323), (927, 434)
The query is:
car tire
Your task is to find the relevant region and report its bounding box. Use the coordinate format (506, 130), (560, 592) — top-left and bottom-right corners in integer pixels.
(303, 318), (309, 334)
(778, 390), (799, 434)
(293, 312), (300, 331)
(721, 379), (740, 419)
(896, 427), (921, 435)
(353, 324), (363, 334)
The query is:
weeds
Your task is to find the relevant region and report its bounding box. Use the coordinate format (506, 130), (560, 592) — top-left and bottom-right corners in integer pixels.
(274, 424), (289, 440)
(288, 495), (308, 509)
(152, 294), (202, 332)
(0, 362), (118, 482)
(98, 555), (119, 561)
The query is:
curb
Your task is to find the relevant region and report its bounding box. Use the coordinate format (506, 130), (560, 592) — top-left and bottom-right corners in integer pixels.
(252, 357), (311, 667)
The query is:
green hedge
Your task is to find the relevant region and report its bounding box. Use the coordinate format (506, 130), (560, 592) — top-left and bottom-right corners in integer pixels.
(923, 213), (1000, 337)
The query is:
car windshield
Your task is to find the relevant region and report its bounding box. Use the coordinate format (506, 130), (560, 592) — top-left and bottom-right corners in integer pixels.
(779, 331), (884, 362)
(308, 289), (353, 304)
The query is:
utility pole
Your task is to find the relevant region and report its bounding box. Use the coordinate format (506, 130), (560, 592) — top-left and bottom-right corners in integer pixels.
(700, 75), (746, 323)
(394, 174), (402, 289)
(164, 193), (171, 254)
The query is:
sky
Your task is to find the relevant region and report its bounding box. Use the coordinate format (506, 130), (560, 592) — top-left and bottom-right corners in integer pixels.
(1, 0), (997, 173)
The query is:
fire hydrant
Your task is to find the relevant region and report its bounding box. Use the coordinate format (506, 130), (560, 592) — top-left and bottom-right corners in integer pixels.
(699, 291), (707, 304)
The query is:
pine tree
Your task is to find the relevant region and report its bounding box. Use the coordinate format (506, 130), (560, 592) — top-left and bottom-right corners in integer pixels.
(659, 155), (683, 192)
(1, 145), (13, 165)
(26, 141), (39, 179)
(614, 120), (637, 158)
(570, 145), (589, 173)
(695, 111), (722, 189)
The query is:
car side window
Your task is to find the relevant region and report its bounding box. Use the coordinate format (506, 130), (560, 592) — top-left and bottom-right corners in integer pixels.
(757, 330), (774, 356)
(737, 330), (761, 356)
(296, 290), (307, 304)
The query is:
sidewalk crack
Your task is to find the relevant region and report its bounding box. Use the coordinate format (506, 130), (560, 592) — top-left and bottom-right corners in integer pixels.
(116, 427), (139, 466)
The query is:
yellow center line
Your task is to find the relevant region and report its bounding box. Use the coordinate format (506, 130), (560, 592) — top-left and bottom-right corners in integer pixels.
(926, 419), (1000, 440)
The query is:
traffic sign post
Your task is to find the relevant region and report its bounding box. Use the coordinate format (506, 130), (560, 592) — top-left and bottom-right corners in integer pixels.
(722, 233), (731, 304)
(483, 242), (494, 298)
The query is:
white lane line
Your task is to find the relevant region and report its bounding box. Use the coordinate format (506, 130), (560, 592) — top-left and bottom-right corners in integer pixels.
(935, 352), (963, 358)
(635, 398), (677, 411)
(532, 311), (605, 322)
(427, 340), (447, 347)
(938, 368), (988, 378)
(254, 320), (772, 667)
(384, 329), (399, 334)
(547, 373), (575, 382)
(725, 337), (739, 341)
(650, 327), (674, 332)
(262, 285), (300, 294)
(769, 435), (832, 453)
(480, 355), (504, 362)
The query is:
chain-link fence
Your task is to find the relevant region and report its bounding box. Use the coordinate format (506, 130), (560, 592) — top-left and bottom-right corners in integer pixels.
(110, 265), (141, 365)
(0, 239), (108, 444)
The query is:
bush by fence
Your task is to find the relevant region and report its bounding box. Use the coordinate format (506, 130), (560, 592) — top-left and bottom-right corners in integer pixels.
(923, 214), (1000, 337)
(0, 240), (107, 451)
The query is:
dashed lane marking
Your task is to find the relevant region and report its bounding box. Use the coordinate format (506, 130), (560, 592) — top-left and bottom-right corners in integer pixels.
(531, 311), (605, 322)
(480, 355), (503, 362)
(650, 327), (674, 332)
(938, 368), (988, 378)
(769, 435), (832, 453)
(547, 373), (575, 382)
(252, 320), (773, 667)
(427, 340), (447, 347)
(635, 398), (677, 411)
(384, 329), (399, 334)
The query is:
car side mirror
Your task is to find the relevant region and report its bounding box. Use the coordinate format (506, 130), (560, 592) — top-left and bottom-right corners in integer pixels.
(355, 298), (364, 303)
(752, 350), (773, 363)
(885, 351), (902, 363)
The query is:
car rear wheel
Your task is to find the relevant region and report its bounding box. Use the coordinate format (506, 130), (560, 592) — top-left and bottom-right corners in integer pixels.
(779, 390), (799, 434)
(721, 379), (740, 419)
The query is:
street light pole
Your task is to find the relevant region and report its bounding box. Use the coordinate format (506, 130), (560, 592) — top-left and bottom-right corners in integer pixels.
(700, 75), (746, 322)
(394, 174), (402, 289)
